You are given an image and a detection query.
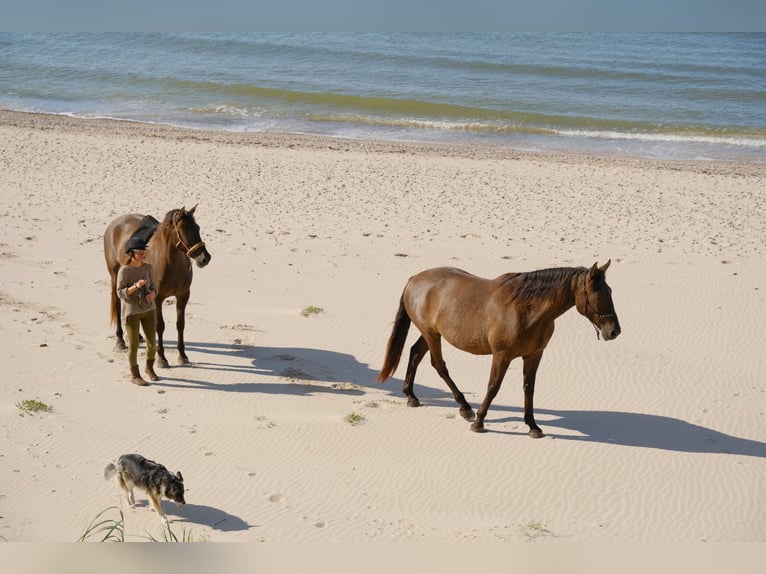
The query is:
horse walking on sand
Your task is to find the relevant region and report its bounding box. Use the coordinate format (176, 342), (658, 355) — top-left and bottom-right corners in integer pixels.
(104, 206), (212, 368)
(377, 262), (621, 436)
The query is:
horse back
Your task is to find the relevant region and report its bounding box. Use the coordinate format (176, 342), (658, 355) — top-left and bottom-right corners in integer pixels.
(403, 267), (502, 353)
(104, 214), (144, 275)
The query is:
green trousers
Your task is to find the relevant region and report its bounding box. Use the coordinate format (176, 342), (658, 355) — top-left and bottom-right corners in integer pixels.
(125, 309), (157, 368)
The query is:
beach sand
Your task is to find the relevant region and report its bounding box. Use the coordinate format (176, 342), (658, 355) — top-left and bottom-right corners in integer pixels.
(1, 109), (764, 545)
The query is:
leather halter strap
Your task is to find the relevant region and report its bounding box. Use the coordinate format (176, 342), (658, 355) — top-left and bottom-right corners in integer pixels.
(582, 271), (617, 340)
(173, 214), (205, 258)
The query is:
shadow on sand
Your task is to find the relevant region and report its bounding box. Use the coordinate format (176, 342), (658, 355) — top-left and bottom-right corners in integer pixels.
(163, 502), (253, 533)
(153, 340), (384, 397)
(156, 340), (766, 458)
(436, 394), (766, 458)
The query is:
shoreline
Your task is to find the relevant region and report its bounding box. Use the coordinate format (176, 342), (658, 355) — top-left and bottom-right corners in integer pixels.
(2, 109), (763, 177)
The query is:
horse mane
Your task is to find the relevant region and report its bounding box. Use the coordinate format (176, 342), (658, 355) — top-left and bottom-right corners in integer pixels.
(160, 209), (180, 226)
(503, 267), (586, 303)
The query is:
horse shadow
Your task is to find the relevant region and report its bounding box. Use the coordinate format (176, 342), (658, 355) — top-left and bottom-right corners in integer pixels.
(478, 404), (766, 458)
(154, 340), (388, 398)
(389, 384), (766, 457)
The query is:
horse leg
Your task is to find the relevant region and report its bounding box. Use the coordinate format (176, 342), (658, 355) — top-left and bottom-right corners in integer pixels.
(522, 351), (545, 438)
(426, 335), (475, 420)
(470, 352), (512, 433)
(155, 297), (169, 369)
(402, 336), (428, 408)
(175, 292), (190, 365)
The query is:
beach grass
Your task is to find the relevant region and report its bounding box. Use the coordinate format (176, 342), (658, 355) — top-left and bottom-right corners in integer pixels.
(16, 399), (52, 415)
(300, 305), (324, 317)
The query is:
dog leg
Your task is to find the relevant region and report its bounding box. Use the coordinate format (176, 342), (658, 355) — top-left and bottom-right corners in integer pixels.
(148, 493), (167, 521)
(118, 475), (135, 507)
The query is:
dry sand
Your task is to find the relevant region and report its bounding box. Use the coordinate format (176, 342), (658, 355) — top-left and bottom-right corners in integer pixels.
(1, 110), (764, 545)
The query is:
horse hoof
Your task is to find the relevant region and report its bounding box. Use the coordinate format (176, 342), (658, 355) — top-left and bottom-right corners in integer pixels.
(470, 421), (486, 433)
(460, 408), (476, 421)
(114, 342), (127, 352)
(177, 356), (190, 366)
(406, 397), (421, 408)
(157, 358), (170, 369)
(528, 429), (544, 439)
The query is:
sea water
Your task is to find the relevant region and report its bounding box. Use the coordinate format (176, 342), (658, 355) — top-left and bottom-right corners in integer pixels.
(1, 33), (764, 161)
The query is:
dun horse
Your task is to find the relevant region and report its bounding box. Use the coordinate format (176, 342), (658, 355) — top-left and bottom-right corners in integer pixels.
(104, 206), (212, 368)
(377, 262), (621, 436)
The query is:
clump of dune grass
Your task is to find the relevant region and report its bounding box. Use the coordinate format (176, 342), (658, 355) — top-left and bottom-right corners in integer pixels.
(78, 506), (125, 542)
(300, 305), (324, 317)
(522, 520), (552, 540)
(79, 506), (207, 542)
(16, 399), (52, 416)
(149, 522), (209, 542)
(344, 412), (365, 426)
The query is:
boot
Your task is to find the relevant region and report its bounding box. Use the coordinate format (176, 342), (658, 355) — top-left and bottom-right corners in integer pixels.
(130, 364), (148, 386)
(145, 359), (159, 382)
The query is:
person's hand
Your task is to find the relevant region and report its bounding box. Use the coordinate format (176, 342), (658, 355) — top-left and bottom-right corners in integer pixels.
(135, 279), (147, 289)
(145, 290), (156, 302)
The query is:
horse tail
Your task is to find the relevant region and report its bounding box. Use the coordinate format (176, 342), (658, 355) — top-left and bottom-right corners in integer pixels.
(109, 286), (118, 327)
(377, 294), (411, 382)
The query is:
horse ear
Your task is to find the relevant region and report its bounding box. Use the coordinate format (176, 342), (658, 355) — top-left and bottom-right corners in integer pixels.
(588, 262), (599, 277)
(599, 259), (611, 273)
(188, 203), (198, 215)
(176, 471), (183, 482)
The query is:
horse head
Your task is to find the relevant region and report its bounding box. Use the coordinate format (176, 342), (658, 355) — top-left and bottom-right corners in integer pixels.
(576, 260), (621, 341)
(173, 204), (212, 268)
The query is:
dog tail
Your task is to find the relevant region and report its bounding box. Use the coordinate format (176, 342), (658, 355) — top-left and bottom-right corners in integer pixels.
(104, 462), (118, 480)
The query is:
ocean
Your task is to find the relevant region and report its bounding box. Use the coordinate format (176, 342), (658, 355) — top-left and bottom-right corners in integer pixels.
(1, 33), (764, 161)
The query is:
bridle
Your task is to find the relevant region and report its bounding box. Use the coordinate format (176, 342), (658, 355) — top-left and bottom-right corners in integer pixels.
(582, 272), (617, 340)
(173, 213), (206, 258)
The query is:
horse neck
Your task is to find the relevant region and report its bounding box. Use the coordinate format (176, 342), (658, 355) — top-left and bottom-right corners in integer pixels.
(543, 274), (581, 321)
(152, 222), (186, 267)
(512, 268), (583, 322)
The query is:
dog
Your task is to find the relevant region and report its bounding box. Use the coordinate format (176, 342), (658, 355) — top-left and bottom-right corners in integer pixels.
(104, 453), (185, 521)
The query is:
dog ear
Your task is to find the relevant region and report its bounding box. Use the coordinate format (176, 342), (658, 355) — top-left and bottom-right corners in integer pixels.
(176, 471), (183, 482)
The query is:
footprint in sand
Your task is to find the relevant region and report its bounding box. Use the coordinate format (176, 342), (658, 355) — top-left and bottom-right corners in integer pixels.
(268, 493), (284, 503)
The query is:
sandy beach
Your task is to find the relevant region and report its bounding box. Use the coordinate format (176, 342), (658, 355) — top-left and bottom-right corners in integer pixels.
(0, 109), (764, 545)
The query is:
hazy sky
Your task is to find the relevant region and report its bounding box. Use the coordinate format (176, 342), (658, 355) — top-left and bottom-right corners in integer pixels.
(1, 0), (764, 31)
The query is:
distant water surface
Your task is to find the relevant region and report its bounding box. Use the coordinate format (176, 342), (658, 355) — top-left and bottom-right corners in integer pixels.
(1, 33), (764, 161)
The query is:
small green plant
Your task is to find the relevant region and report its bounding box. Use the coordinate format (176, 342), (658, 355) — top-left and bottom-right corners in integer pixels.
(522, 520), (552, 539)
(344, 411), (365, 426)
(300, 305), (324, 317)
(78, 506), (125, 542)
(16, 399), (52, 415)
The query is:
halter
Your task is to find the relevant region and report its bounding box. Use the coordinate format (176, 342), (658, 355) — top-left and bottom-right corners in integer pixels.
(582, 272), (617, 340)
(173, 213), (206, 258)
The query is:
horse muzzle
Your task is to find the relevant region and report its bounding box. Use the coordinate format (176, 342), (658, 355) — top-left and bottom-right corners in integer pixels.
(192, 247), (211, 268)
(600, 319), (621, 341)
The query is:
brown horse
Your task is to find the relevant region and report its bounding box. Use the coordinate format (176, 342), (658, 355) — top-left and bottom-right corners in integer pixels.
(104, 206), (212, 368)
(377, 262), (621, 436)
